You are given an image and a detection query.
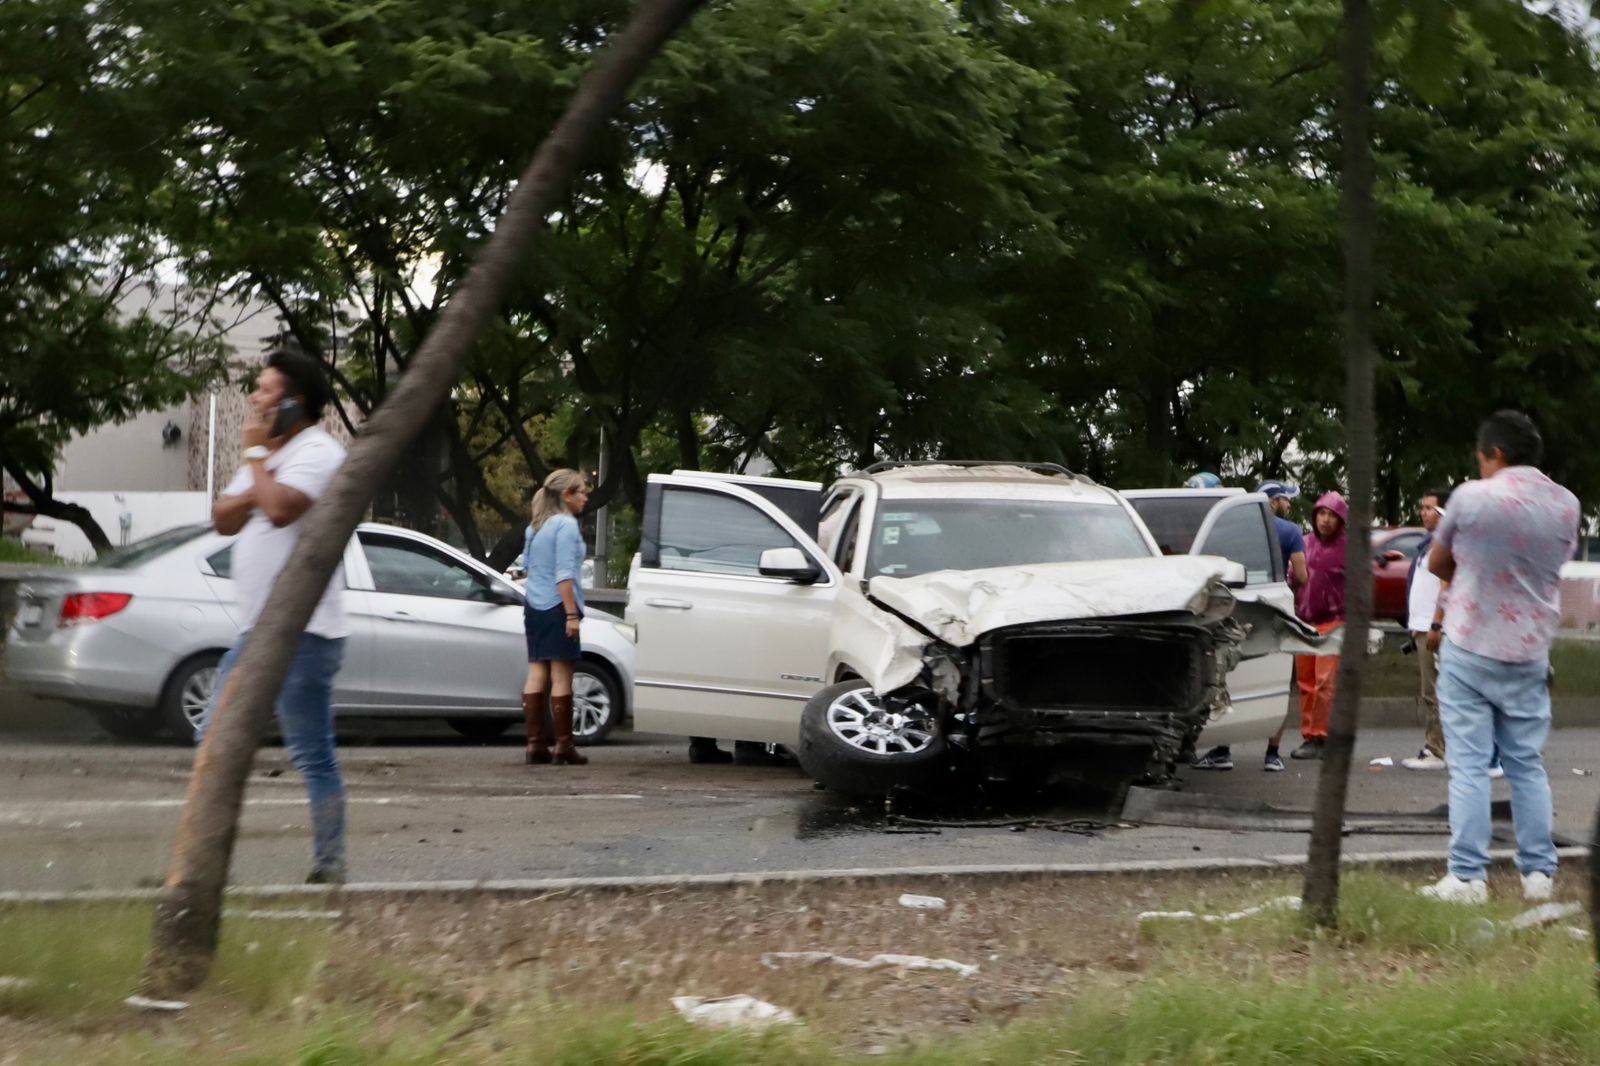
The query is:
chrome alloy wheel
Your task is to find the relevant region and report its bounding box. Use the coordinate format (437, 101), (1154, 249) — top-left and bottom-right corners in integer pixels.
(824, 687), (937, 756)
(181, 665), (219, 729)
(571, 670), (613, 738)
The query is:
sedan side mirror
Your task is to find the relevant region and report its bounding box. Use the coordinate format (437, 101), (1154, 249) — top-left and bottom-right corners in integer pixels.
(483, 584), (525, 607)
(1381, 550), (1406, 563)
(759, 547), (822, 584)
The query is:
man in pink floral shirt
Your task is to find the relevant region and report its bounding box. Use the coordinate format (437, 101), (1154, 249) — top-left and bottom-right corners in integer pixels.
(1421, 411), (1580, 905)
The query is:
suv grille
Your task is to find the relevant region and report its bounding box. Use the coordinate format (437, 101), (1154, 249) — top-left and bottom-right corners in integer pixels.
(987, 626), (1200, 712)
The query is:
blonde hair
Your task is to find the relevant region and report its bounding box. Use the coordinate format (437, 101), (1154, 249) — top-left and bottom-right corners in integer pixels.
(530, 468), (587, 531)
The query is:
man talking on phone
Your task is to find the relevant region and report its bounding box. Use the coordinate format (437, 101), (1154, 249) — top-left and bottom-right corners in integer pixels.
(201, 347), (350, 884)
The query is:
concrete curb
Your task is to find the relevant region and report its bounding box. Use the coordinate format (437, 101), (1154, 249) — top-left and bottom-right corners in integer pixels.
(0, 845), (1587, 905)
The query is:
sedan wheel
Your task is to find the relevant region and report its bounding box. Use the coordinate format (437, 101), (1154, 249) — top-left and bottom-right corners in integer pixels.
(571, 661), (622, 745)
(159, 653), (223, 743)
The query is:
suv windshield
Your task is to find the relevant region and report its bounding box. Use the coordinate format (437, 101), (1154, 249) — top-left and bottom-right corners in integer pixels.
(865, 500), (1152, 578)
(90, 524), (211, 569)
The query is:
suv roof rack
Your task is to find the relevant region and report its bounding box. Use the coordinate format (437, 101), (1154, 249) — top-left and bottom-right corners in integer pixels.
(861, 459), (1078, 478)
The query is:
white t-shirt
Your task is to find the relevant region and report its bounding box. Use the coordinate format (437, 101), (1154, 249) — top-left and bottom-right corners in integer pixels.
(220, 426), (348, 640)
(1407, 549), (1443, 634)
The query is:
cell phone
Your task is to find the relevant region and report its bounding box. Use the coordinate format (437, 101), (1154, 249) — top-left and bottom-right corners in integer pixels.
(272, 398), (305, 436)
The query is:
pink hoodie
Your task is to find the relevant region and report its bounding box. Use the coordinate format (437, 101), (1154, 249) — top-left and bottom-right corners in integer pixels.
(1295, 491), (1348, 625)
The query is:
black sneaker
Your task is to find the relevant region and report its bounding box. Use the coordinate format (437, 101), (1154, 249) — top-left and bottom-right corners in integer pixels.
(1289, 738), (1325, 760)
(305, 865), (346, 886)
(1191, 746), (1234, 771)
(1263, 752), (1286, 772)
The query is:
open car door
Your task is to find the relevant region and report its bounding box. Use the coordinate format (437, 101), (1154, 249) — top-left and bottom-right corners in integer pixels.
(627, 473), (836, 744)
(1187, 493), (1298, 740)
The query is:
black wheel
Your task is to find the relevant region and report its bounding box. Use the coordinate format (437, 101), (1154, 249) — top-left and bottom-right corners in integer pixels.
(158, 652), (225, 743)
(571, 659), (623, 745)
(796, 680), (949, 798)
(88, 705), (163, 741)
(446, 717), (515, 741)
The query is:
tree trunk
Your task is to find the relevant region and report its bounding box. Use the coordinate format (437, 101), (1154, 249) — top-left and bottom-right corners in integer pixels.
(1303, 0), (1376, 929)
(1591, 793), (1600, 995)
(1, 462), (114, 555)
(140, 0), (706, 998)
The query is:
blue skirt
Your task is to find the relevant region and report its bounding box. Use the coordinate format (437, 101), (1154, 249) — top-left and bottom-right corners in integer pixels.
(524, 604), (581, 662)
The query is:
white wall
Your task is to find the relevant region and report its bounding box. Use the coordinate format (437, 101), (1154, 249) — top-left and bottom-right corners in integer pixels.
(21, 492), (211, 563)
(53, 406), (193, 492)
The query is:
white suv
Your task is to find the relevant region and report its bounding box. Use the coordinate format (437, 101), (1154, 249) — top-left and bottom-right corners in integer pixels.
(626, 463), (1319, 797)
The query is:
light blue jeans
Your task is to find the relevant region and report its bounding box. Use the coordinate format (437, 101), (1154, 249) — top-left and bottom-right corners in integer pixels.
(1437, 641), (1557, 881)
(198, 631), (348, 879)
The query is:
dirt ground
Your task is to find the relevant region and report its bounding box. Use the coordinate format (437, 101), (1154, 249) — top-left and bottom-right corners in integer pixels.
(3, 863), (1584, 1063)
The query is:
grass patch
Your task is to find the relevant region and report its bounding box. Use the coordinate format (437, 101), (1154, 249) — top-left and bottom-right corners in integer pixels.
(0, 538), (58, 567)
(0, 902), (330, 1024)
(4, 874), (1598, 1064)
(1364, 634), (1600, 699)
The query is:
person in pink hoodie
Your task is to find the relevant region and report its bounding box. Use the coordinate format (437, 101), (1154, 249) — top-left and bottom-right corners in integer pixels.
(1290, 491), (1348, 759)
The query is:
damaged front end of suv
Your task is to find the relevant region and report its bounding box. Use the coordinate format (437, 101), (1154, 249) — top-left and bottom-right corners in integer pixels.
(795, 556), (1329, 799)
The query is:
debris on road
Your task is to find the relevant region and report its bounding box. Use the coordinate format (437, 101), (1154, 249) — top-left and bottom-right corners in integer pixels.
(1138, 895), (1301, 925)
(762, 951), (979, 977)
(898, 893), (946, 910)
(125, 994), (190, 1013)
(1368, 757), (1394, 768)
(671, 994), (797, 1029)
(1505, 901), (1584, 931)
(1572, 768), (1593, 777)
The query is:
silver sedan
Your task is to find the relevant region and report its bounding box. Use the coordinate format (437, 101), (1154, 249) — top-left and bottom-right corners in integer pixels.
(5, 522), (635, 744)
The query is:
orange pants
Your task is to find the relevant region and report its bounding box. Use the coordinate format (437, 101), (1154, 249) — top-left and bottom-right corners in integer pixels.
(1296, 621), (1344, 741)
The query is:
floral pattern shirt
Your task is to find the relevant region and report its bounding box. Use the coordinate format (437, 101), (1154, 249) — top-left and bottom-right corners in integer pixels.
(1435, 466), (1579, 663)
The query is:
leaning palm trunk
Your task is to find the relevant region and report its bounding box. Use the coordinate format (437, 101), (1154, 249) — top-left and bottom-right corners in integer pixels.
(1303, 0), (1377, 929)
(140, 0), (706, 997)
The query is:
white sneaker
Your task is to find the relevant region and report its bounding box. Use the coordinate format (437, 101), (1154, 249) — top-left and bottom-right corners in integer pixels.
(1402, 751), (1447, 771)
(1420, 873), (1488, 904)
(1488, 764), (1506, 780)
(1522, 872), (1554, 901)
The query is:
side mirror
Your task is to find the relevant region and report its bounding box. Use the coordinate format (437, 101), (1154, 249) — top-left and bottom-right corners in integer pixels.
(1382, 550), (1406, 563)
(1219, 561), (1248, 590)
(484, 584), (525, 607)
(759, 547), (822, 584)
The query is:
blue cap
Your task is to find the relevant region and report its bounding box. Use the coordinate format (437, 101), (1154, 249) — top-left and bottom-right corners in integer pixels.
(1257, 480), (1300, 501)
(1185, 472), (1222, 489)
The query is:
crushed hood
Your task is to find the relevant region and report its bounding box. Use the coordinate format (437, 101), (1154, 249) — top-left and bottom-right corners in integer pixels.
(868, 555), (1247, 647)
(852, 555), (1333, 694)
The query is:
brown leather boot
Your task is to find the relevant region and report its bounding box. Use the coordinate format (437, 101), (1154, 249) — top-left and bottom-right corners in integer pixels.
(551, 694), (589, 765)
(523, 691), (551, 765)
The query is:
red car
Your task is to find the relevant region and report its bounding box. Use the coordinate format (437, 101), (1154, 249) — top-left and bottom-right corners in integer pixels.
(1372, 526), (1427, 624)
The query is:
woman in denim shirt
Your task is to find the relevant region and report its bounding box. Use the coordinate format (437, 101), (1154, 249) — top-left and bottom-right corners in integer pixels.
(519, 468), (591, 766)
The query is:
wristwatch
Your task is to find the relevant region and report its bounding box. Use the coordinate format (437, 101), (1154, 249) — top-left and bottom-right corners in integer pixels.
(242, 445), (270, 462)
(1429, 622), (1444, 632)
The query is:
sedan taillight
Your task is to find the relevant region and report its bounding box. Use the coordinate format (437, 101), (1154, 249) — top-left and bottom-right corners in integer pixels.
(59, 593), (133, 626)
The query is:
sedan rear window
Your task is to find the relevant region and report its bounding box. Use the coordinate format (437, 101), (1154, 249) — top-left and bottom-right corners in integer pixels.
(90, 524), (211, 569)
(866, 500), (1152, 578)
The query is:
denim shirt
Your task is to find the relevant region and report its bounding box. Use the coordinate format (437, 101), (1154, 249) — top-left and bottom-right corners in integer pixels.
(521, 514), (586, 614)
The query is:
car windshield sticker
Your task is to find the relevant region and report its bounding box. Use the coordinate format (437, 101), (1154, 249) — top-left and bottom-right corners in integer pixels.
(882, 527), (901, 545)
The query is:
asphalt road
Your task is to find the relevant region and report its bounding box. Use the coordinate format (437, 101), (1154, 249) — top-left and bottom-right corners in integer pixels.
(3, 694), (1597, 892)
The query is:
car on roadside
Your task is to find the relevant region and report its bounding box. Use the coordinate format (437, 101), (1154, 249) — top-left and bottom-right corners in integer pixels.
(5, 523), (634, 744)
(625, 462), (1324, 798)
(1371, 526), (1426, 624)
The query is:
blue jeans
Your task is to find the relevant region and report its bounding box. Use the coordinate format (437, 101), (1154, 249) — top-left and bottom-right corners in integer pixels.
(198, 632), (348, 878)
(1437, 641), (1557, 881)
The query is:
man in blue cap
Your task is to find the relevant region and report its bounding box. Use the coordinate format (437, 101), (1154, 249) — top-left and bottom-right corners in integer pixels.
(1191, 479), (1308, 772)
